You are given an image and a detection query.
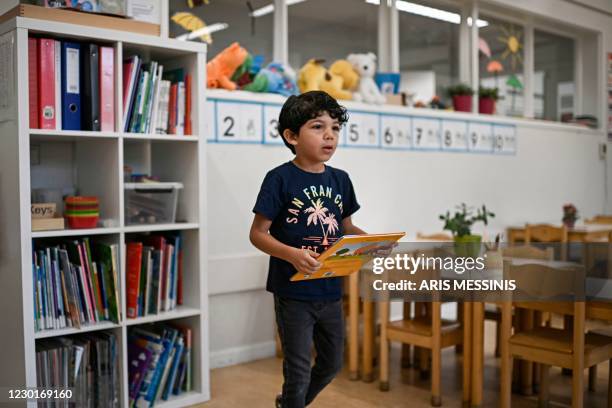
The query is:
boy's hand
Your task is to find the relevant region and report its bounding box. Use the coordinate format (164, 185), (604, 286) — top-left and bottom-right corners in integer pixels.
(290, 248), (321, 275)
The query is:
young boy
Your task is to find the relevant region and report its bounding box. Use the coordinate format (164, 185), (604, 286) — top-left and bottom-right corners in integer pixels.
(250, 91), (366, 408)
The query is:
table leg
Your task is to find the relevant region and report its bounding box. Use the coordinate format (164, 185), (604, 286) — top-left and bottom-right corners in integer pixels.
(362, 298), (374, 382)
(462, 302), (473, 407)
(520, 309), (534, 395)
(348, 272), (359, 380)
(471, 302), (484, 408)
(401, 302), (412, 368)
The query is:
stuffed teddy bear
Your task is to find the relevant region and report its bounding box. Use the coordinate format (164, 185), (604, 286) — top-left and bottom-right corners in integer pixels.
(347, 53), (386, 104)
(243, 62), (299, 97)
(297, 59), (353, 100)
(207, 42), (248, 90)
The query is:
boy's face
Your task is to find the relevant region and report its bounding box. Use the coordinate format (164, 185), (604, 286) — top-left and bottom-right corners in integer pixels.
(284, 112), (340, 163)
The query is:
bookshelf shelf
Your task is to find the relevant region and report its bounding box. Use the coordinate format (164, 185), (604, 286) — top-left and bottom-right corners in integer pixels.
(30, 129), (122, 141)
(31, 226), (122, 238)
(123, 134), (199, 142)
(123, 223), (200, 233)
(1, 13), (210, 408)
(124, 307), (201, 326)
(34, 321), (121, 340)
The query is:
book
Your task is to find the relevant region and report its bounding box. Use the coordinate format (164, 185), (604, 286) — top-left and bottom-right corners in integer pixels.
(290, 232), (406, 281)
(126, 242), (143, 318)
(123, 55), (141, 131)
(81, 43), (100, 131)
(176, 81), (185, 136)
(37, 38), (56, 129)
(60, 41), (81, 130)
(54, 40), (62, 131)
(28, 37), (38, 129)
(155, 80), (171, 134)
(168, 83), (177, 135)
(184, 74), (192, 135)
(99, 46), (115, 131)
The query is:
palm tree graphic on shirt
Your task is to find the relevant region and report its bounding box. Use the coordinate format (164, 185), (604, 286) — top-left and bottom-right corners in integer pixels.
(303, 198), (339, 246)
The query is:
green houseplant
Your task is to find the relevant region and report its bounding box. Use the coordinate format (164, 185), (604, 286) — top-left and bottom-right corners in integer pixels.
(447, 84), (474, 112)
(478, 86), (499, 114)
(439, 203), (495, 257)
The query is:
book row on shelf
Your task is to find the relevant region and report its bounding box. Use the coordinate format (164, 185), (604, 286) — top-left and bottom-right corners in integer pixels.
(33, 233), (184, 334)
(129, 324), (193, 407)
(126, 233), (184, 318)
(123, 55), (193, 136)
(35, 323), (193, 408)
(28, 36), (192, 136)
(36, 331), (120, 408)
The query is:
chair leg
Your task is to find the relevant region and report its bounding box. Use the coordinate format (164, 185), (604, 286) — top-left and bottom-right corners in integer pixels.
(608, 359), (612, 408)
(589, 365), (597, 392)
(379, 300), (390, 391)
(431, 347), (441, 407)
(420, 347), (430, 380)
(573, 366), (584, 408)
(500, 302), (512, 408)
(362, 299), (374, 383)
(539, 364), (550, 408)
(401, 302), (412, 368)
(495, 317), (501, 358)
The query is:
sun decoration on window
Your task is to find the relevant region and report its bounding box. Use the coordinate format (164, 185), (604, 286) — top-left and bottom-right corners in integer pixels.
(497, 25), (523, 71)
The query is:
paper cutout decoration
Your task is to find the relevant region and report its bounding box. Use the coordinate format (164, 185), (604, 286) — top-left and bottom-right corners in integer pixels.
(497, 25), (523, 70)
(487, 60), (503, 74)
(172, 12), (212, 44)
(479, 37), (491, 58)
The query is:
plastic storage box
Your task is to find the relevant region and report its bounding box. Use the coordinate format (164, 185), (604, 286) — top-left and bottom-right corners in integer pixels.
(124, 182), (183, 225)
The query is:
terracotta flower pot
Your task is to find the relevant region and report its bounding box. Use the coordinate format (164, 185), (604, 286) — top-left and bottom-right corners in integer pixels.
(452, 95), (472, 112)
(479, 97), (496, 114)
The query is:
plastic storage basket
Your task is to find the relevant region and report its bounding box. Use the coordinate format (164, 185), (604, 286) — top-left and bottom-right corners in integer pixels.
(124, 182), (183, 225)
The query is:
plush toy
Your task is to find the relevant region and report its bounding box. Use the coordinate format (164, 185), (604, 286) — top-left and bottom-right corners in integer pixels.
(243, 62), (299, 97)
(347, 53), (386, 104)
(206, 42), (248, 90)
(231, 54), (265, 88)
(329, 60), (359, 92)
(297, 59), (353, 100)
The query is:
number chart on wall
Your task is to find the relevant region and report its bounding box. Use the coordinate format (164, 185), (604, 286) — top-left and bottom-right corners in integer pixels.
(207, 98), (517, 155)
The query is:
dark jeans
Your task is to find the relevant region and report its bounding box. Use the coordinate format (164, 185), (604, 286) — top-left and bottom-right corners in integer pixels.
(274, 295), (345, 408)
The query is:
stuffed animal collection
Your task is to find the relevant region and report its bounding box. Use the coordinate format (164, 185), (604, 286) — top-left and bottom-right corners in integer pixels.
(206, 43), (388, 104)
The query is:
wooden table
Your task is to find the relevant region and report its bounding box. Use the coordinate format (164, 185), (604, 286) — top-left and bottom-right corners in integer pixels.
(507, 224), (612, 244)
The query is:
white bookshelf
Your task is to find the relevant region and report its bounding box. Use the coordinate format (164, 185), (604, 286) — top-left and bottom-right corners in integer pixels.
(0, 14), (209, 408)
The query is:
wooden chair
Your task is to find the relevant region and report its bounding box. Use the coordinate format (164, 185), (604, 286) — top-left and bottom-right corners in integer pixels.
(585, 215), (612, 224)
(525, 223), (568, 261)
(379, 252), (463, 406)
(485, 246), (555, 358)
(500, 261), (612, 408)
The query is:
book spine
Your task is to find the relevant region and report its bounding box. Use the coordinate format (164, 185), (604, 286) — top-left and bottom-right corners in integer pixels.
(176, 81), (185, 136)
(37, 38), (56, 129)
(28, 37), (39, 129)
(54, 40), (62, 131)
(184, 74), (192, 135)
(168, 83), (177, 135)
(99, 46), (115, 132)
(126, 243), (143, 318)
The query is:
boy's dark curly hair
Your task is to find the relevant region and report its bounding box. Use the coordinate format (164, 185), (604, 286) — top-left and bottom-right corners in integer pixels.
(277, 91), (349, 154)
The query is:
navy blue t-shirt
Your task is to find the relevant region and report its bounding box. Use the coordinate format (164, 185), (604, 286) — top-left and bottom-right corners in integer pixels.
(252, 161), (360, 300)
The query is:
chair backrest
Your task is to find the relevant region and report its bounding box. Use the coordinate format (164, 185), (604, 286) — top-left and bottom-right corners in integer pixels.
(585, 215), (612, 224)
(525, 224), (568, 243)
(501, 245), (554, 261)
(416, 232), (453, 241)
(503, 260), (584, 301)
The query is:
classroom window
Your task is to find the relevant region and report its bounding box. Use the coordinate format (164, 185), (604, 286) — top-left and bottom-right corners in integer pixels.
(478, 15), (524, 117)
(169, 0), (274, 63)
(288, 0), (378, 71)
(397, 0), (461, 106)
(534, 30), (575, 122)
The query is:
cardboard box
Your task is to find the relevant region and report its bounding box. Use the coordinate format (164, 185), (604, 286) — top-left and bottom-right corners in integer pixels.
(32, 217), (64, 231)
(31, 203), (56, 219)
(1, 4), (160, 36)
(386, 94), (406, 106)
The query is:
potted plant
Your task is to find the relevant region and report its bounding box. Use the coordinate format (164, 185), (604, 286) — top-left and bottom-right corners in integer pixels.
(439, 203), (495, 257)
(562, 204), (578, 228)
(478, 86), (499, 114)
(447, 84), (474, 112)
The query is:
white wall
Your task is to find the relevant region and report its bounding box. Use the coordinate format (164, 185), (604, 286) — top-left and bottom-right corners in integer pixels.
(207, 121), (606, 366)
